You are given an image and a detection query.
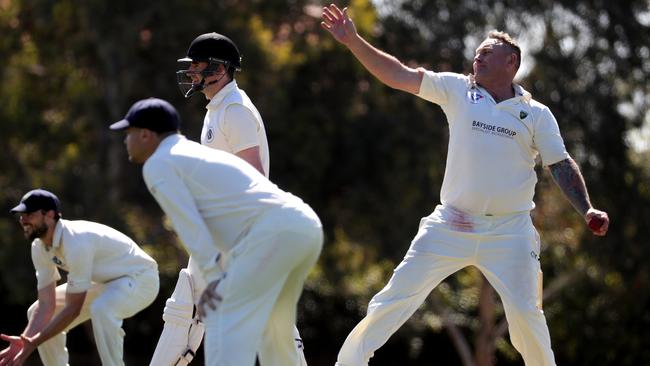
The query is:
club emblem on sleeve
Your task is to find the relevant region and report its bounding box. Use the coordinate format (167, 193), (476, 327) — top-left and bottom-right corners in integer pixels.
(206, 128), (214, 142)
(467, 90), (485, 104)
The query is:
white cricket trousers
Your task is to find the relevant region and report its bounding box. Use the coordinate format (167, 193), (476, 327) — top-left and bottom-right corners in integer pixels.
(202, 203), (323, 366)
(28, 266), (159, 366)
(188, 246), (309, 365)
(336, 205), (556, 366)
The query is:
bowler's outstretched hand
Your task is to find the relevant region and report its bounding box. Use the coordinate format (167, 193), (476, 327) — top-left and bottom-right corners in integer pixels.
(197, 279), (223, 320)
(321, 4), (357, 45)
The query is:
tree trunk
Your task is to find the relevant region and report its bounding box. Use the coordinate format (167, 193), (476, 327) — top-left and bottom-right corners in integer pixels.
(475, 275), (496, 366)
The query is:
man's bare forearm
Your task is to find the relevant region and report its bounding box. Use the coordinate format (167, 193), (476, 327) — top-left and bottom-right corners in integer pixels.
(548, 158), (592, 216)
(347, 34), (420, 93)
(31, 303), (81, 346)
(22, 305), (53, 338)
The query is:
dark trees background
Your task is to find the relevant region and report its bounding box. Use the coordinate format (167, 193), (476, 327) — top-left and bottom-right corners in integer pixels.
(1, 1), (648, 365)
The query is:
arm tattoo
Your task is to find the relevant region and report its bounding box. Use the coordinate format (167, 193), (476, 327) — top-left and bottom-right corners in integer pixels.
(548, 158), (591, 216)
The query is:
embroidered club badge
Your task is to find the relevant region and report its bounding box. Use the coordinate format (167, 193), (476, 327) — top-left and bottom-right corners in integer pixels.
(467, 90), (485, 104)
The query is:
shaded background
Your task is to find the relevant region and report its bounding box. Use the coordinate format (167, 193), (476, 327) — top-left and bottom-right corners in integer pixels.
(1, 0), (649, 365)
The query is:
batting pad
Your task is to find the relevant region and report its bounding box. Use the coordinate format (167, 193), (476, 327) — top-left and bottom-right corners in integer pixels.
(150, 269), (205, 366)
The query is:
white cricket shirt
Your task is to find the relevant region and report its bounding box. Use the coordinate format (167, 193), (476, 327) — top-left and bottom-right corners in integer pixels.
(202, 80), (270, 177)
(417, 71), (569, 215)
(31, 219), (158, 293)
(143, 134), (303, 284)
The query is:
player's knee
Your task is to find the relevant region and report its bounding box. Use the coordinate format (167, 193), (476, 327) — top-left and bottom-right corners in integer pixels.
(89, 303), (122, 333)
(503, 292), (536, 312)
(505, 300), (545, 329)
(90, 300), (113, 320)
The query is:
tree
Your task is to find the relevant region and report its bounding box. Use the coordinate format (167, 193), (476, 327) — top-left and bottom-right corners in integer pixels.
(1, 0), (648, 365)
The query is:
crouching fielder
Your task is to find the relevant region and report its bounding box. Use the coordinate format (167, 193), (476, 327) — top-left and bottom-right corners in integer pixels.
(111, 98), (323, 366)
(1, 189), (159, 366)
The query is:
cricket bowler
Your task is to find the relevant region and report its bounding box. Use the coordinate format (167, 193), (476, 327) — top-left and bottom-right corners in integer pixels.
(321, 4), (609, 366)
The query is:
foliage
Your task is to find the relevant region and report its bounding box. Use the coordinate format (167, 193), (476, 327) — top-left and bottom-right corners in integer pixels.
(0, 0), (648, 365)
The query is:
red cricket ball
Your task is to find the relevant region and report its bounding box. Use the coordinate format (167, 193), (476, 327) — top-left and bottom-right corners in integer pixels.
(588, 217), (605, 231)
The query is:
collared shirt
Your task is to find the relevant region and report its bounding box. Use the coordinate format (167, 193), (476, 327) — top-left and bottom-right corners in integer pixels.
(202, 80), (270, 177)
(143, 134), (302, 284)
(417, 71), (570, 215)
(31, 219), (157, 293)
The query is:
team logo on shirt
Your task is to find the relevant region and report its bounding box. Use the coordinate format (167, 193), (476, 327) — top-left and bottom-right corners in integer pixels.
(472, 120), (517, 139)
(52, 256), (64, 266)
(519, 110), (528, 119)
(467, 90), (485, 104)
(205, 128), (214, 143)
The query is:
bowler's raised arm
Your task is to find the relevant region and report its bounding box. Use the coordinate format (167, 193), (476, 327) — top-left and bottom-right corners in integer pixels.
(321, 3), (423, 94)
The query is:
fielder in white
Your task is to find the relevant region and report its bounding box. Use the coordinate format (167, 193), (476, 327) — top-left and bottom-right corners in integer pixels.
(0, 189), (159, 366)
(110, 97), (323, 366)
(147, 32), (307, 366)
(321, 4), (610, 366)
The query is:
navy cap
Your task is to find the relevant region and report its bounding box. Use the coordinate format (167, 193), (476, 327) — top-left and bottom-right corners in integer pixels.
(109, 98), (180, 133)
(10, 189), (61, 214)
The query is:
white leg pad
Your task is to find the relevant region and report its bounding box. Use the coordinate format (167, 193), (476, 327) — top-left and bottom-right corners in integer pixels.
(150, 269), (205, 366)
